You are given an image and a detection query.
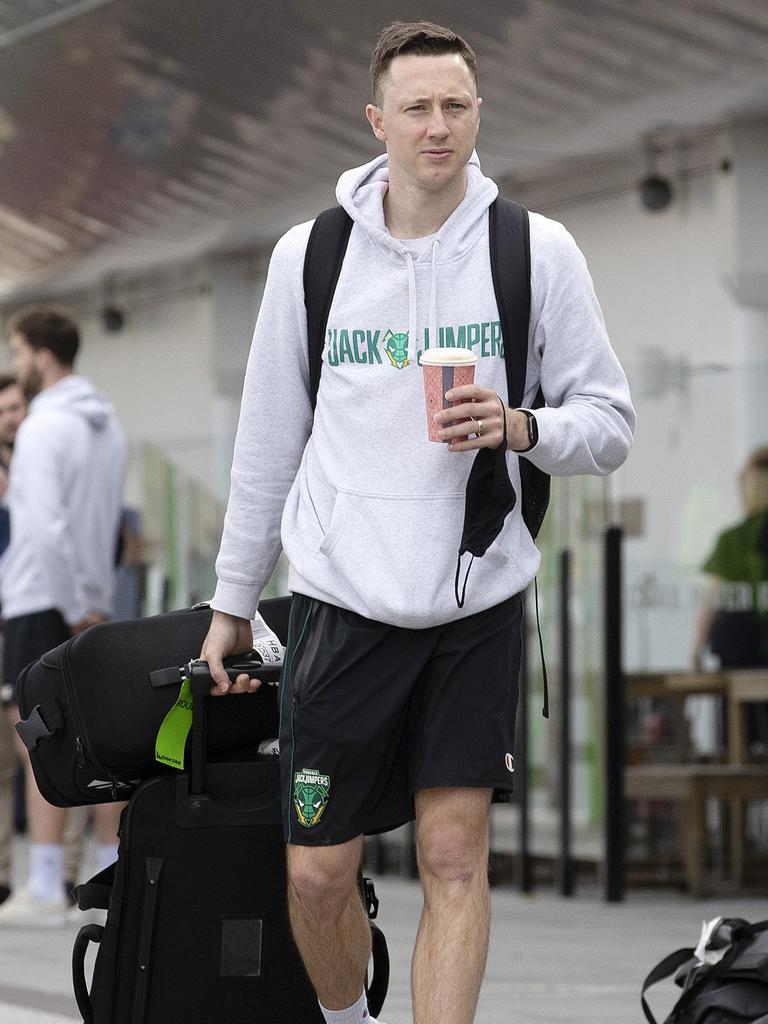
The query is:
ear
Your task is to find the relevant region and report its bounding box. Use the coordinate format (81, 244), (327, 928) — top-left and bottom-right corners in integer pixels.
(365, 103), (386, 143)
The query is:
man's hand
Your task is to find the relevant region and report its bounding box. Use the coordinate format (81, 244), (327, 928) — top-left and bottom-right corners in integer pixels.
(433, 385), (529, 452)
(70, 612), (108, 636)
(200, 610), (260, 696)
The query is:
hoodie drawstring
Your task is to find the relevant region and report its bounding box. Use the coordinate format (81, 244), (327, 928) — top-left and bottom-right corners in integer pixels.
(405, 252), (418, 365)
(428, 239), (440, 356)
(405, 240), (441, 364)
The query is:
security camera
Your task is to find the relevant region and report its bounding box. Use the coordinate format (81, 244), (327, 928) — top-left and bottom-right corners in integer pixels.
(101, 306), (125, 333)
(639, 175), (673, 212)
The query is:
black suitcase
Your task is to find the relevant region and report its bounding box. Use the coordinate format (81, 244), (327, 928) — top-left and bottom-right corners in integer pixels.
(15, 599), (291, 807)
(71, 666), (390, 1024)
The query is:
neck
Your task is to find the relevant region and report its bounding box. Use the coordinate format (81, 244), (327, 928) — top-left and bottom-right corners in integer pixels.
(384, 168), (468, 239)
(0, 442), (11, 467)
(41, 365), (73, 390)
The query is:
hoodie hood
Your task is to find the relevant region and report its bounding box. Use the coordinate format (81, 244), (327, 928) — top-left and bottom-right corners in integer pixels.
(336, 150), (498, 260)
(336, 152), (499, 364)
(30, 374), (116, 430)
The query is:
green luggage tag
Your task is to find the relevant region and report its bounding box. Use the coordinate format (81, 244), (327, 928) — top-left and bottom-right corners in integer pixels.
(155, 677), (194, 769)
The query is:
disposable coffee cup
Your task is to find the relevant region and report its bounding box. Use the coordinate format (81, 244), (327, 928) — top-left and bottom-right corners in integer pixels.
(421, 348), (478, 442)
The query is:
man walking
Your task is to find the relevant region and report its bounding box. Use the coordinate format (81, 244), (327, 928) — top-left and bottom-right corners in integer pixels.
(202, 21), (635, 1024)
(0, 373), (27, 904)
(0, 308), (127, 926)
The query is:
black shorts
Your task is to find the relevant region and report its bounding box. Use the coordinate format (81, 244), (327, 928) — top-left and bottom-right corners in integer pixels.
(279, 593), (523, 846)
(2, 609), (70, 707)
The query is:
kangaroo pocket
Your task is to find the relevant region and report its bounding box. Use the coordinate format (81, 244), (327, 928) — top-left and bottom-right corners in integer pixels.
(313, 487), (472, 621)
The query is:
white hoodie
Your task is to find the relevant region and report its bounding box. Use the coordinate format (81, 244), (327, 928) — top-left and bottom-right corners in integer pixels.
(211, 153), (635, 628)
(0, 375), (127, 624)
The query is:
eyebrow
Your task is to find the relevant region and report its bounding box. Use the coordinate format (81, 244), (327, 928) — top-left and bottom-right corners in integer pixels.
(401, 93), (472, 105)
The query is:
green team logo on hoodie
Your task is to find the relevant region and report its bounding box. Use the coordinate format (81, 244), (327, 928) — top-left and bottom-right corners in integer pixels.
(325, 322), (504, 368)
(383, 330), (410, 369)
(293, 768), (331, 828)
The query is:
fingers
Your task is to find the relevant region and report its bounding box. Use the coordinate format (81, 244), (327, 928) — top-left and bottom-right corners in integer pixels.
(435, 401), (503, 449)
(227, 674), (262, 695)
(205, 649), (231, 695)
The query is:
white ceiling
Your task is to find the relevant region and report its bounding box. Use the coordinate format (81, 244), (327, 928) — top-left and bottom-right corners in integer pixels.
(1, 0), (768, 301)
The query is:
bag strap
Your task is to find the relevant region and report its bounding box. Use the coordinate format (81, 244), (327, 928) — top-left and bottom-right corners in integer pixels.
(303, 206), (354, 410)
(641, 947), (696, 1024)
(488, 196), (531, 409)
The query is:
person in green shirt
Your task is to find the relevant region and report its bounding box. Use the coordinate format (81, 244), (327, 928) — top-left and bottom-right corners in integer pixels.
(692, 446), (768, 755)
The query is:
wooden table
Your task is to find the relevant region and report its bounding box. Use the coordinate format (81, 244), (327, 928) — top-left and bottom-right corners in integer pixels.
(624, 671), (768, 893)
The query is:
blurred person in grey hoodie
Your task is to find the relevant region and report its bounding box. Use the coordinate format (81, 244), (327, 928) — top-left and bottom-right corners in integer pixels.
(202, 21), (635, 1024)
(0, 373), (27, 906)
(0, 308), (127, 927)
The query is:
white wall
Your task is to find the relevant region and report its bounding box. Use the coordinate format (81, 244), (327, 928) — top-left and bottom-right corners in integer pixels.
(545, 166), (747, 668)
(74, 275), (217, 506)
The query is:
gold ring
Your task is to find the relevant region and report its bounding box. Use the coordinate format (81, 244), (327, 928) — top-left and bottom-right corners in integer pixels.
(476, 418), (484, 437)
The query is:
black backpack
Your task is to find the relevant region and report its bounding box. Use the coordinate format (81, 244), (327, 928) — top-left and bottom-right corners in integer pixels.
(302, 197), (551, 540)
(642, 918), (768, 1024)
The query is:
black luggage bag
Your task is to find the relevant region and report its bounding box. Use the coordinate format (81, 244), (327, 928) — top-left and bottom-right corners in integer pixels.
(71, 635), (390, 1023)
(15, 600), (291, 807)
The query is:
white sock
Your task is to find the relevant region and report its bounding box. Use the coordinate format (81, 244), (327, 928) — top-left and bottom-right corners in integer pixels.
(28, 843), (64, 903)
(95, 842), (119, 874)
(319, 991), (370, 1024)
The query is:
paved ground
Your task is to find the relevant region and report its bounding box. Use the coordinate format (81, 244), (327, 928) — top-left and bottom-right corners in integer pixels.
(0, 835), (765, 1023)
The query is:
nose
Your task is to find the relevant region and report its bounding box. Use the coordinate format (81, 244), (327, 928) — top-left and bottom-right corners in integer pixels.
(426, 107), (449, 138)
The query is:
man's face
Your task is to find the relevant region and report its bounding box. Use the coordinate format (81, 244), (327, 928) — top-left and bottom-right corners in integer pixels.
(0, 383), (26, 447)
(366, 53), (481, 194)
(9, 333), (43, 399)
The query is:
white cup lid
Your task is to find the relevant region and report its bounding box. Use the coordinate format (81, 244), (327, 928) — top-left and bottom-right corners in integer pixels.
(420, 348), (478, 366)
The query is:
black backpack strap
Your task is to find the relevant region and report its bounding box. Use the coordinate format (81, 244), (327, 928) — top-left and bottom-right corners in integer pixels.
(303, 206), (354, 410)
(489, 196), (531, 409)
(489, 196), (551, 541)
(641, 947), (696, 1024)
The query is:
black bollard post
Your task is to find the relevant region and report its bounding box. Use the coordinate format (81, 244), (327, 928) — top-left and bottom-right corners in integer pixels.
(604, 526), (625, 902)
(516, 593), (533, 893)
(558, 548), (574, 896)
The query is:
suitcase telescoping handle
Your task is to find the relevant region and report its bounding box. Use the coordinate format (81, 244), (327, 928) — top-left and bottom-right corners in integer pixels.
(186, 653), (280, 797)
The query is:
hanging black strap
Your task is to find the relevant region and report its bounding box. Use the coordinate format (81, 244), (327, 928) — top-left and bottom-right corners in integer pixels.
(640, 946), (695, 1024)
(303, 206), (353, 410)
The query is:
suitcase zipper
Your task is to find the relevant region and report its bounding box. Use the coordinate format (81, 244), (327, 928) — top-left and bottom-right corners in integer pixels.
(63, 643), (125, 799)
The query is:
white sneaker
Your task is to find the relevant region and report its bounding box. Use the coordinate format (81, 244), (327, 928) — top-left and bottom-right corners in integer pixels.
(0, 886), (72, 927)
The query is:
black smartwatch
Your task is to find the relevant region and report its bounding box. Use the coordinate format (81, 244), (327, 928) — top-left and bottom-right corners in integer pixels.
(511, 409), (538, 453)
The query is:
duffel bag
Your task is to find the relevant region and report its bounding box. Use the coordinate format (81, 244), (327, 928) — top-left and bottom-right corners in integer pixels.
(14, 598), (290, 807)
(642, 916), (768, 1024)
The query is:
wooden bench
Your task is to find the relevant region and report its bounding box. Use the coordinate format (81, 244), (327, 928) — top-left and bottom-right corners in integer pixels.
(625, 764), (768, 895)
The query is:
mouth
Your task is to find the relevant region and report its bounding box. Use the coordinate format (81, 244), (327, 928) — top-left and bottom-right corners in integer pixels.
(422, 149), (453, 160)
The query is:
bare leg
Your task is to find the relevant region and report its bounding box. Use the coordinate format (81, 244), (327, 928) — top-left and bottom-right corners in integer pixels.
(411, 788), (493, 1024)
(287, 836), (371, 1010)
(10, 706), (67, 845)
(0, 711), (19, 891)
(62, 805), (89, 886)
(93, 801), (125, 845)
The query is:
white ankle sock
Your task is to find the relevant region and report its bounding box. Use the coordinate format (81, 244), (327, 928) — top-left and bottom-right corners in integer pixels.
(319, 991), (370, 1024)
(95, 842), (119, 873)
(28, 843), (64, 903)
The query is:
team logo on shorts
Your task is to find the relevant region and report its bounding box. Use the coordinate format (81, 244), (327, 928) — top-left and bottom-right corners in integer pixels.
(504, 753), (515, 773)
(293, 768), (331, 828)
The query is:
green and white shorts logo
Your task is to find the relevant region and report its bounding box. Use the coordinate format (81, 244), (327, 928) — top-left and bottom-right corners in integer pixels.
(293, 768), (331, 828)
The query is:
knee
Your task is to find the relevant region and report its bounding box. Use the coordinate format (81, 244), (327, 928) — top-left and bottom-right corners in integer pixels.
(417, 822), (488, 887)
(287, 846), (357, 910)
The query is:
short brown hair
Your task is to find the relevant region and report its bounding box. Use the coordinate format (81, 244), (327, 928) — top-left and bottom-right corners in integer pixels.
(10, 307), (79, 367)
(370, 21), (478, 106)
